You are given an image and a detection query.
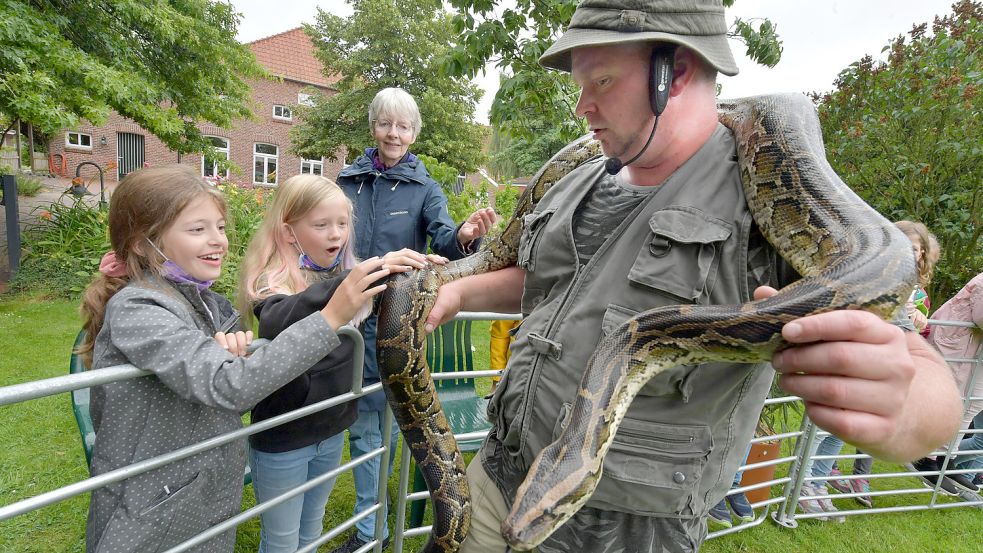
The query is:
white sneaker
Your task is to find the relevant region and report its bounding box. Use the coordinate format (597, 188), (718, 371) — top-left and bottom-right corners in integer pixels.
(798, 483), (830, 521)
(812, 484), (846, 523)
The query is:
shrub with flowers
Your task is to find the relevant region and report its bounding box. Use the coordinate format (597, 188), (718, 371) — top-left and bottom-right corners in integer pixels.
(12, 180), (273, 301)
(211, 182), (272, 299)
(12, 195), (112, 295)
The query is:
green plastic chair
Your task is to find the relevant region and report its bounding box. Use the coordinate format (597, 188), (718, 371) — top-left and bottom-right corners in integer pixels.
(409, 319), (492, 527)
(69, 330), (97, 468)
(69, 330), (252, 485)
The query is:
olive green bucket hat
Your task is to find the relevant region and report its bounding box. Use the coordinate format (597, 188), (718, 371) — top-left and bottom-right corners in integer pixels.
(539, 0), (739, 76)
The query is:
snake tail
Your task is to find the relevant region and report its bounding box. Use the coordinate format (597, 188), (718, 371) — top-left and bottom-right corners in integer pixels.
(377, 267), (471, 553)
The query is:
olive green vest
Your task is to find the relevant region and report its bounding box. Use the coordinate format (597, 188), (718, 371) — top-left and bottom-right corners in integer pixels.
(483, 125), (778, 518)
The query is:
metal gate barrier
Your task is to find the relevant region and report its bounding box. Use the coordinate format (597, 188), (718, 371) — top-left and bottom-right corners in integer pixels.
(1, 315), (980, 552)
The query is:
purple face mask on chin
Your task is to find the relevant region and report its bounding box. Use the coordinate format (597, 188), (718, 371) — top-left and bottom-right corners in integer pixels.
(162, 260), (215, 291)
(299, 251), (341, 272)
(147, 238), (215, 292)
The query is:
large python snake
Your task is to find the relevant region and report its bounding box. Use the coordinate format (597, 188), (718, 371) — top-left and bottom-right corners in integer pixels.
(375, 93), (917, 552)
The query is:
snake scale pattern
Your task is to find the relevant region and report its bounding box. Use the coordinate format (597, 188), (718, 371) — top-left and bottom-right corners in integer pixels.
(375, 93), (917, 552)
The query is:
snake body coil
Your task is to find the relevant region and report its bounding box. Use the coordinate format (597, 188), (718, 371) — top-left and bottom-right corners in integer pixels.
(375, 94), (917, 552)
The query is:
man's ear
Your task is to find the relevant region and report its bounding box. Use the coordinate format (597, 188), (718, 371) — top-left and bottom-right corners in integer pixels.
(668, 48), (700, 97)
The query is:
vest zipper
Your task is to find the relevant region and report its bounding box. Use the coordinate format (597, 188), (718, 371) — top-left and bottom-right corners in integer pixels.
(514, 170), (663, 456)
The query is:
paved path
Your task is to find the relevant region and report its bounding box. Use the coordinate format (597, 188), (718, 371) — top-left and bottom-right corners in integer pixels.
(0, 174), (111, 290)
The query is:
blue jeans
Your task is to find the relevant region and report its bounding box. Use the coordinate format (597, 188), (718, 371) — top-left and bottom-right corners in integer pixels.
(349, 410), (399, 541)
(249, 433), (345, 553)
(732, 444), (753, 486)
(804, 434), (845, 478)
(955, 410), (983, 472)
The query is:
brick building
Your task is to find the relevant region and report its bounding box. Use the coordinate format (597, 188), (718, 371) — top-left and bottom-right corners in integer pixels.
(47, 28), (344, 187)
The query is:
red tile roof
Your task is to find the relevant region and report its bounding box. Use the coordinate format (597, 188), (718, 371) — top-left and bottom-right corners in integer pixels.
(248, 27), (338, 89)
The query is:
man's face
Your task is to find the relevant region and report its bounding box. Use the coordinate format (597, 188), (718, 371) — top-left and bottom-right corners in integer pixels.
(571, 43), (655, 161)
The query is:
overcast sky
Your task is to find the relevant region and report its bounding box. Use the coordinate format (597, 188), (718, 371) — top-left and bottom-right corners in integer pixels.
(230, 0), (959, 123)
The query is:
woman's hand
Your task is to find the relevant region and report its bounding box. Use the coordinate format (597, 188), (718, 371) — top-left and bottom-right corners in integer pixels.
(458, 207), (498, 245)
(321, 257), (391, 330)
(214, 330), (253, 357)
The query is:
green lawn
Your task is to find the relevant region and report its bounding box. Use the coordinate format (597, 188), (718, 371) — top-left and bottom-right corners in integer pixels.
(0, 292), (979, 553)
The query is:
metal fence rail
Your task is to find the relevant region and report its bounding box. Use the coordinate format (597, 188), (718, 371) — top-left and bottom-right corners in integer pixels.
(1, 314), (981, 553)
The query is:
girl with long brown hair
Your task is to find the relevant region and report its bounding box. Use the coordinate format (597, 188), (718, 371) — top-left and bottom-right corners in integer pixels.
(79, 165), (394, 553)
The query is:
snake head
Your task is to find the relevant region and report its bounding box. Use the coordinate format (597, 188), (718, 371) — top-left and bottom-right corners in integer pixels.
(501, 512), (556, 552)
(501, 454), (600, 551)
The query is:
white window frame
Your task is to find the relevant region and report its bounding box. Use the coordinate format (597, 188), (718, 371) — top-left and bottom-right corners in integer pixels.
(300, 158), (324, 176)
(272, 104), (293, 121)
(253, 143), (279, 185)
(66, 131), (92, 150)
(297, 93), (315, 107)
(202, 136), (230, 180)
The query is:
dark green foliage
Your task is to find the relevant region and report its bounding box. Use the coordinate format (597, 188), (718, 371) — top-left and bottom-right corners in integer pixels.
(12, 196), (111, 296)
(416, 153), (488, 223)
(211, 185), (272, 300)
(0, 0), (267, 158)
(15, 172), (44, 196)
(12, 185), (272, 301)
(487, 118), (571, 181)
(493, 181), (521, 223)
(292, 0), (486, 174)
(814, 1), (982, 301)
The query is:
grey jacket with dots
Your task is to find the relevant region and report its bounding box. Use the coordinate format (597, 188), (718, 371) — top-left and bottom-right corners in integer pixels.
(86, 277), (340, 553)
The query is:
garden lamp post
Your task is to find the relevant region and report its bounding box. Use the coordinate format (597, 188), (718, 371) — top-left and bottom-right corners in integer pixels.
(71, 162), (106, 208)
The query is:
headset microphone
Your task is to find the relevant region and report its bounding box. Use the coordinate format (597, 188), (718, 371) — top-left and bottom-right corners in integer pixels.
(604, 120), (658, 175)
(605, 46), (676, 176)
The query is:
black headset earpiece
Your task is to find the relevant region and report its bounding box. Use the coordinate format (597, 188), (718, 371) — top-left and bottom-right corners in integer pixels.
(649, 45), (676, 116)
(603, 45), (677, 175)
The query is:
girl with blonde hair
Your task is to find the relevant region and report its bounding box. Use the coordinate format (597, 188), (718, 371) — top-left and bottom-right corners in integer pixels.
(239, 173), (442, 552)
(79, 165), (392, 553)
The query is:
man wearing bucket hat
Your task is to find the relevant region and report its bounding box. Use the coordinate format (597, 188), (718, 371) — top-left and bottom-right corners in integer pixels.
(425, 1), (961, 551)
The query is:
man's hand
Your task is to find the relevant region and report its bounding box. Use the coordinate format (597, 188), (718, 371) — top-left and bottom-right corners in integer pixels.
(458, 207), (498, 245)
(755, 286), (961, 462)
(425, 279), (465, 334)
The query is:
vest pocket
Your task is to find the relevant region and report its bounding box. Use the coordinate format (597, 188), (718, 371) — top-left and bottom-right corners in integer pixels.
(516, 209), (556, 273)
(594, 418), (713, 517)
(600, 303), (639, 337)
(629, 207), (732, 303)
(600, 303), (694, 398)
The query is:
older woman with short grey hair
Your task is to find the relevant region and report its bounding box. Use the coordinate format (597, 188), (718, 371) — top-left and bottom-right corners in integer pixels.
(331, 87), (496, 553)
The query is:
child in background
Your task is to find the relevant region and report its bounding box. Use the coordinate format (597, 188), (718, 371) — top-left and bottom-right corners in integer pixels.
(796, 434), (847, 523)
(707, 445), (756, 530)
(488, 319), (520, 392)
(78, 165), (393, 553)
(929, 271), (983, 492)
(831, 220), (943, 504)
(239, 174), (442, 553)
(896, 220), (939, 336)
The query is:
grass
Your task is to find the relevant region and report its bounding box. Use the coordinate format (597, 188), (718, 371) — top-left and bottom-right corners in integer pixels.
(0, 292), (979, 553)
(15, 173), (46, 197)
